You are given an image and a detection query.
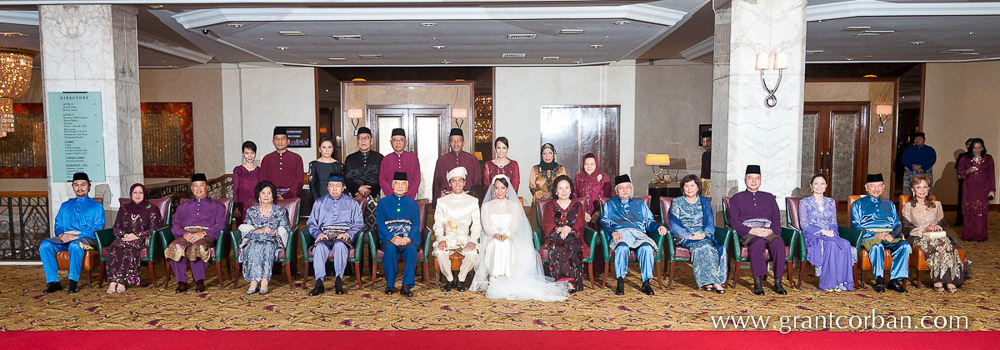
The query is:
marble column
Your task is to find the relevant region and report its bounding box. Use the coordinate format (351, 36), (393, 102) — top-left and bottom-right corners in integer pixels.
(40, 5), (141, 228)
(710, 0), (806, 209)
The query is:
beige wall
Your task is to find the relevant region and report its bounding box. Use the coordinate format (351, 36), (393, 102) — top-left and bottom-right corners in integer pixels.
(340, 82), (473, 156)
(924, 61), (1000, 205)
(804, 80), (897, 192)
(494, 62), (636, 201)
(633, 62), (714, 196)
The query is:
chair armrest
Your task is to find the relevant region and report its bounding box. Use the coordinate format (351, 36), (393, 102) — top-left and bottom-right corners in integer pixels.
(780, 227), (798, 262)
(838, 226), (865, 257)
(599, 229), (611, 261)
(648, 230), (666, 260)
(281, 229), (297, 262)
(299, 230), (315, 262)
(584, 227), (599, 261)
(423, 228), (434, 259)
(230, 229), (244, 258)
(214, 231), (230, 260)
(368, 230), (380, 262)
(95, 228), (114, 249)
(532, 228), (542, 251)
(663, 229), (676, 260)
(714, 227), (732, 254)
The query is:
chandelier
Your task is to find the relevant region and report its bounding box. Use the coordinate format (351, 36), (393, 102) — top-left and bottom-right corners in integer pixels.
(0, 48), (36, 138)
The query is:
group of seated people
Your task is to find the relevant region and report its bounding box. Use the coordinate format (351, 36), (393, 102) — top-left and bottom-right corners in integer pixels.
(39, 160), (972, 301)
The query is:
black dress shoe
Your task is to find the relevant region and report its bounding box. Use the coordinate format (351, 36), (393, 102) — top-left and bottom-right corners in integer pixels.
(641, 281), (655, 296)
(44, 282), (62, 294)
(873, 276), (885, 293)
(456, 280), (467, 292)
(384, 287), (396, 295)
(441, 279), (453, 292)
(774, 283), (787, 295)
(400, 285), (413, 297)
(175, 282), (188, 293)
(887, 279), (908, 293)
(67, 280), (79, 293)
(752, 277), (765, 296)
(615, 277), (625, 295)
(334, 277), (345, 295)
(194, 280), (206, 293)
(309, 279), (324, 296)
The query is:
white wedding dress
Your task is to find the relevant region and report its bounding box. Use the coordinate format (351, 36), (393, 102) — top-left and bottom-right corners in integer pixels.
(470, 175), (568, 301)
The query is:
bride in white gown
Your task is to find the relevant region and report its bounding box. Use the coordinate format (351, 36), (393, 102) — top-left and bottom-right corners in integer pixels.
(470, 174), (568, 301)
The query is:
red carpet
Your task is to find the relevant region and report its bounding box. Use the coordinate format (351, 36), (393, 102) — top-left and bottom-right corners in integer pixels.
(3, 330), (998, 349)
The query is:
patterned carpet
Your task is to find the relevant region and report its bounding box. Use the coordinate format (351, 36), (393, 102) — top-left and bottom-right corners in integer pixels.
(1, 211), (997, 332)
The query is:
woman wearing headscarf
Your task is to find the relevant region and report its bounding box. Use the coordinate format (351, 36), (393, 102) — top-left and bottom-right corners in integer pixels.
(105, 183), (162, 293)
(528, 143), (567, 201)
(470, 174), (568, 301)
(573, 152), (612, 229)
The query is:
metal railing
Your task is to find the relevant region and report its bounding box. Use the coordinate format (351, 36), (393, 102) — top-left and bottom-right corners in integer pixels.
(0, 192), (49, 260)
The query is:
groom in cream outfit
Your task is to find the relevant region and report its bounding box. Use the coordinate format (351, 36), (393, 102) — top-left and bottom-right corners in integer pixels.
(432, 167), (482, 292)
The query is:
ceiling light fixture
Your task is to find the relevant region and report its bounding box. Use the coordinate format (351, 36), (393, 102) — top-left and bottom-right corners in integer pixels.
(501, 53), (526, 58)
(432, 45), (446, 50)
(275, 46), (290, 51)
(0, 48), (35, 138)
(559, 29), (585, 35)
(0, 32), (28, 37)
(573, 59), (583, 64)
(542, 56), (560, 60)
(805, 49), (824, 54)
(441, 59), (451, 64)
(279, 31), (305, 36)
(613, 20), (631, 25)
(589, 44), (603, 49)
(840, 26), (871, 31)
(328, 57), (346, 61)
(507, 34), (537, 40)
(228, 23), (245, 28)
(421, 23), (437, 27)
(910, 41), (925, 45)
(358, 54), (382, 59)
(844, 57), (855, 61)
(863, 74), (878, 78)
(332, 35), (364, 40)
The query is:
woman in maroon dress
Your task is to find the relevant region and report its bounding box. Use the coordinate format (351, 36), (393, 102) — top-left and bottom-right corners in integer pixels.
(483, 136), (520, 192)
(957, 138), (995, 241)
(233, 141), (260, 225)
(541, 175), (587, 292)
(105, 183), (162, 293)
(573, 153), (611, 229)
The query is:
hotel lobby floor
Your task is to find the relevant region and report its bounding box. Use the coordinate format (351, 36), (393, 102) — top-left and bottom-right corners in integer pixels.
(1, 212), (997, 332)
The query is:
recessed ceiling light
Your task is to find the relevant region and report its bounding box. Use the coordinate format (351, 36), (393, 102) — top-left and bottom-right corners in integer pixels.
(855, 32), (881, 36)
(358, 54), (383, 59)
(589, 44), (604, 49)
(328, 57), (346, 61)
(420, 23), (437, 27)
(613, 20), (631, 25)
(910, 41), (925, 45)
(844, 57), (855, 61)
(275, 46), (290, 51)
(559, 29), (585, 35)
(332, 35), (364, 41)
(501, 53), (526, 58)
(308, 61), (318, 65)
(507, 34), (537, 40)
(148, 4), (164, 9)
(955, 52), (981, 56)
(542, 56), (561, 60)
(0, 32), (28, 37)
(805, 49), (824, 54)
(573, 59), (584, 64)
(228, 23), (245, 28)
(279, 31), (305, 36)
(944, 48), (976, 53)
(866, 30), (895, 34)
(863, 74), (878, 78)
(432, 45), (446, 50)
(441, 59), (451, 64)
(840, 26), (871, 31)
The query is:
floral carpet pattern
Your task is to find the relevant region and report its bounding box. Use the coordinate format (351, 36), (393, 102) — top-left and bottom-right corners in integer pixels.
(1, 212), (998, 332)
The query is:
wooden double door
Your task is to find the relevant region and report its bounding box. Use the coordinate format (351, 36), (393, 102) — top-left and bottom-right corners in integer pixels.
(802, 102), (870, 199)
(367, 105), (450, 200)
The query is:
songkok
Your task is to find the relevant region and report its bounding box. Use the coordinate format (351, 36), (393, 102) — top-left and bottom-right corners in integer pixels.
(614, 174), (631, 186)
(393, 171), (408, 181)
(191, 173), (208, 183)
(328, 173), (345, 183)
(449, 128), (464, 138)
(273, 127), (287, 136)
(71, 172), (90, 182)
(391, 128), (406, 137)
(447, 166), (468, 180)
(356, 126), (372, 137)
(913, 132), (926, 138)
(746, 165), (761, 175)
(866, 173), (884, 183)
(701, 131), (712, 139)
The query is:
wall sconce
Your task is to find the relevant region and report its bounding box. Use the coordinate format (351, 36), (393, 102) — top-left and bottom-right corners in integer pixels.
(644, 154), (671, 184)
(755, 52), (788, 108)
(474, 151), (483, 161)
(452, 108), (468, 128)
(875, 104), (892, 133)
(347, 108), (364, 133)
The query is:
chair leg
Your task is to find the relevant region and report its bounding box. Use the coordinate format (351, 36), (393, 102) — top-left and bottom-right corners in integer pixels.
(797, 261), (807, 289)
(231, 262), (241, 289)
(913, 269), (921, 288)
(786, 261), (793, 285)
(731, 261), (741, 288)
(355, 262), (362, 290)
(667, 261), (676, 288)
(423, 259), (431, 287)
(148, 261), (158, 290)
(163, 262), (172, 289)
(602, 262), (610, 288)
(98, 261), (106, 288)
(285, 263), (293, 290)
(655, 261), (664, 289)
(88, 268), (93, 288)
(215, 260), (224, 289)
(587, 262), (595, 289)
(370, 261), (377, 291)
